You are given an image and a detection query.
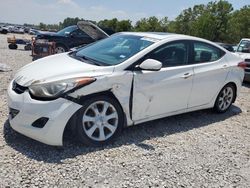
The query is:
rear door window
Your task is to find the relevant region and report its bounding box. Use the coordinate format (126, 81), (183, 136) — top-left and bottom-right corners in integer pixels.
(192, 42), (225, 63)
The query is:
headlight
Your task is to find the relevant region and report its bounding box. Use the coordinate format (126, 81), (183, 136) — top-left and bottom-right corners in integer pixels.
(29, 77), (96, 99)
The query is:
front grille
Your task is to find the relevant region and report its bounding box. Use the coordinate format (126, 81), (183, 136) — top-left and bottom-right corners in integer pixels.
(12, 81), (28, 94)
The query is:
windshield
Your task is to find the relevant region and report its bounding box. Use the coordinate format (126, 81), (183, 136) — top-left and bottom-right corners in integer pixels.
(57, 25), (77, 36)
(74, 34), (155, 66)
(237, 40), (250, 53)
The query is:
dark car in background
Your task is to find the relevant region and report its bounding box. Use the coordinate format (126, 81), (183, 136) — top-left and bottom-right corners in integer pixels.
(35, 24), (113, 53)
(216, 42), (235, 52)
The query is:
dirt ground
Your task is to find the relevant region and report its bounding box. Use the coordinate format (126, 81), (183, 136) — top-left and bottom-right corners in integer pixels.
(0, 33), (250, 188)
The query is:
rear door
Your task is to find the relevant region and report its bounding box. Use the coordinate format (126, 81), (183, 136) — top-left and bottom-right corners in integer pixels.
(188, 41), (229, 108)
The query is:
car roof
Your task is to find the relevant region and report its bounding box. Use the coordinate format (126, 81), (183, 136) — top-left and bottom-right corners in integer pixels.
(240, 38), (250, 41)
(117, 32), (228, 53)
(118, 32), (212, 42)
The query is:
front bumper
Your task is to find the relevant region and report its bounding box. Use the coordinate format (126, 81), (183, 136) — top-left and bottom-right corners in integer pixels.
(7, 81), (82, 146)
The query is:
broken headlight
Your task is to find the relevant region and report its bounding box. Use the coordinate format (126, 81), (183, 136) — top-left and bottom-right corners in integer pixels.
(28, 77), (96, 99)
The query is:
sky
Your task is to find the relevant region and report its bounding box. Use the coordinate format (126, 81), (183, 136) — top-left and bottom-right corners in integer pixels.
(0, 0), (249, 25)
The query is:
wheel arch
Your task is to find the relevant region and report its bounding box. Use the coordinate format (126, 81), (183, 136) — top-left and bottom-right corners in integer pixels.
(62, 90), (128, 142)
(55, 42), (69, 51)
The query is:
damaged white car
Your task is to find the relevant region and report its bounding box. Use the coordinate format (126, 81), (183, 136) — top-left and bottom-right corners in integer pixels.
(7, 22), (245, 146)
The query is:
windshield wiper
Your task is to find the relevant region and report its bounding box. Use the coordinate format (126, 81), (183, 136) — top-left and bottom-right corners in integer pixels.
(80, 56), (103, 66)
(70, 53), (102, 66)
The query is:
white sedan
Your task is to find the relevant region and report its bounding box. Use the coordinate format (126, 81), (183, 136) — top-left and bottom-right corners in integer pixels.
(7, 30), (245, 146)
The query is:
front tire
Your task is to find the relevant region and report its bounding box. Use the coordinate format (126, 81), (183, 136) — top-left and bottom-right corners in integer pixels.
(214, 84), (235, 113)
(76, 95), (124, 146)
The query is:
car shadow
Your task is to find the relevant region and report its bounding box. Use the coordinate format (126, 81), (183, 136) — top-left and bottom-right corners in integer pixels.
(3, 105), (242, 163)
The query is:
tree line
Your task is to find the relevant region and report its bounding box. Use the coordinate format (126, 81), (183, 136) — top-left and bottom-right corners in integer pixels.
(33, 0), (249, 44)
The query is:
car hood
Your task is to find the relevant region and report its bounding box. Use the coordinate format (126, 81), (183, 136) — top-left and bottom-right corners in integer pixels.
(77, 21), (109, 40)
(14, 53), (114, 87)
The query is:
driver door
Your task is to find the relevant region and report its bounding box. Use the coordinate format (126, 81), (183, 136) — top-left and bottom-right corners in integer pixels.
(132, 41), (194, 121)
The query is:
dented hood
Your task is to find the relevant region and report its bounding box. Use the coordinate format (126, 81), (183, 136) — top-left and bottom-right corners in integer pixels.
(14, 53), (114, 87)
(77, 21), (109, 40)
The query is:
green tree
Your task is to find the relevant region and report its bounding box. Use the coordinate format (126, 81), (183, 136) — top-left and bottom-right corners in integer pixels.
(171, 0), (234, 42)
(227, 5), (250, 43)
(39, 22), (47, 30)
(98, 18), (118, 31)
(59, 17), (83, 28)
(98, 18), (132, 32)
(116, 20), (132, 32)
(134, 16), (169, 32)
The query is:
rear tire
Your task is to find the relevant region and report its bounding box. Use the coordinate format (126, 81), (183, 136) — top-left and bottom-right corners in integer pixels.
(76, 95), (124, 146)
(55, 44), (67, 53)
(213, 84), (235, 113)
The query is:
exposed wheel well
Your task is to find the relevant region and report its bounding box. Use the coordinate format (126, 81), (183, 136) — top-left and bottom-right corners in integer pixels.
(55, 43), (68, 51)
(62, 90), (127, 142)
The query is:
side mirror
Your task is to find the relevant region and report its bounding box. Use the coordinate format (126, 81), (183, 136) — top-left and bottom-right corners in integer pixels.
(139, 59), (162, 71)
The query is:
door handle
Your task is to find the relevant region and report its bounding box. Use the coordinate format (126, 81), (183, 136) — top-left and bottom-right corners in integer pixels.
(222, 64), (228, 69)
(181, 73), (193, 79)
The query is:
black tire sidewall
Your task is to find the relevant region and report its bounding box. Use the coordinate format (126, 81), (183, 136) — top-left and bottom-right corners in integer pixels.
(55, 44), (67, 53)
(8, 44), (18, 50)
(76, 95), (124, 146)
(214, 84), (235, 113)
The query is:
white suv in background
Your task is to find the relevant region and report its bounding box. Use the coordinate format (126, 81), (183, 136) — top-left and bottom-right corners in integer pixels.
(235, 38), (250, 82)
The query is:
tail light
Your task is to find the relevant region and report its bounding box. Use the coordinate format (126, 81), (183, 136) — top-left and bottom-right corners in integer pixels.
(238, 61), (247, 69)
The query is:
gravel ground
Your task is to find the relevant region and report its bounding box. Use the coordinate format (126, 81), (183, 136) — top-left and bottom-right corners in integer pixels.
(0, 33), (250, 188)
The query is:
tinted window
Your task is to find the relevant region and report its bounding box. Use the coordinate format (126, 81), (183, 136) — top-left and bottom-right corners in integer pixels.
(193, 42), (224, 63)
(71, 29), (89, 37)
(237, 40), (250, 53)
(145, 41), (188, 67)
(57, 25), (77, 36)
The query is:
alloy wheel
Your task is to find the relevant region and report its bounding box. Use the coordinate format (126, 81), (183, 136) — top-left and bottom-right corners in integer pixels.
(82, 101), (119, 141)
(55, 46), (66, 53)
(217, 86), (234, 111)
